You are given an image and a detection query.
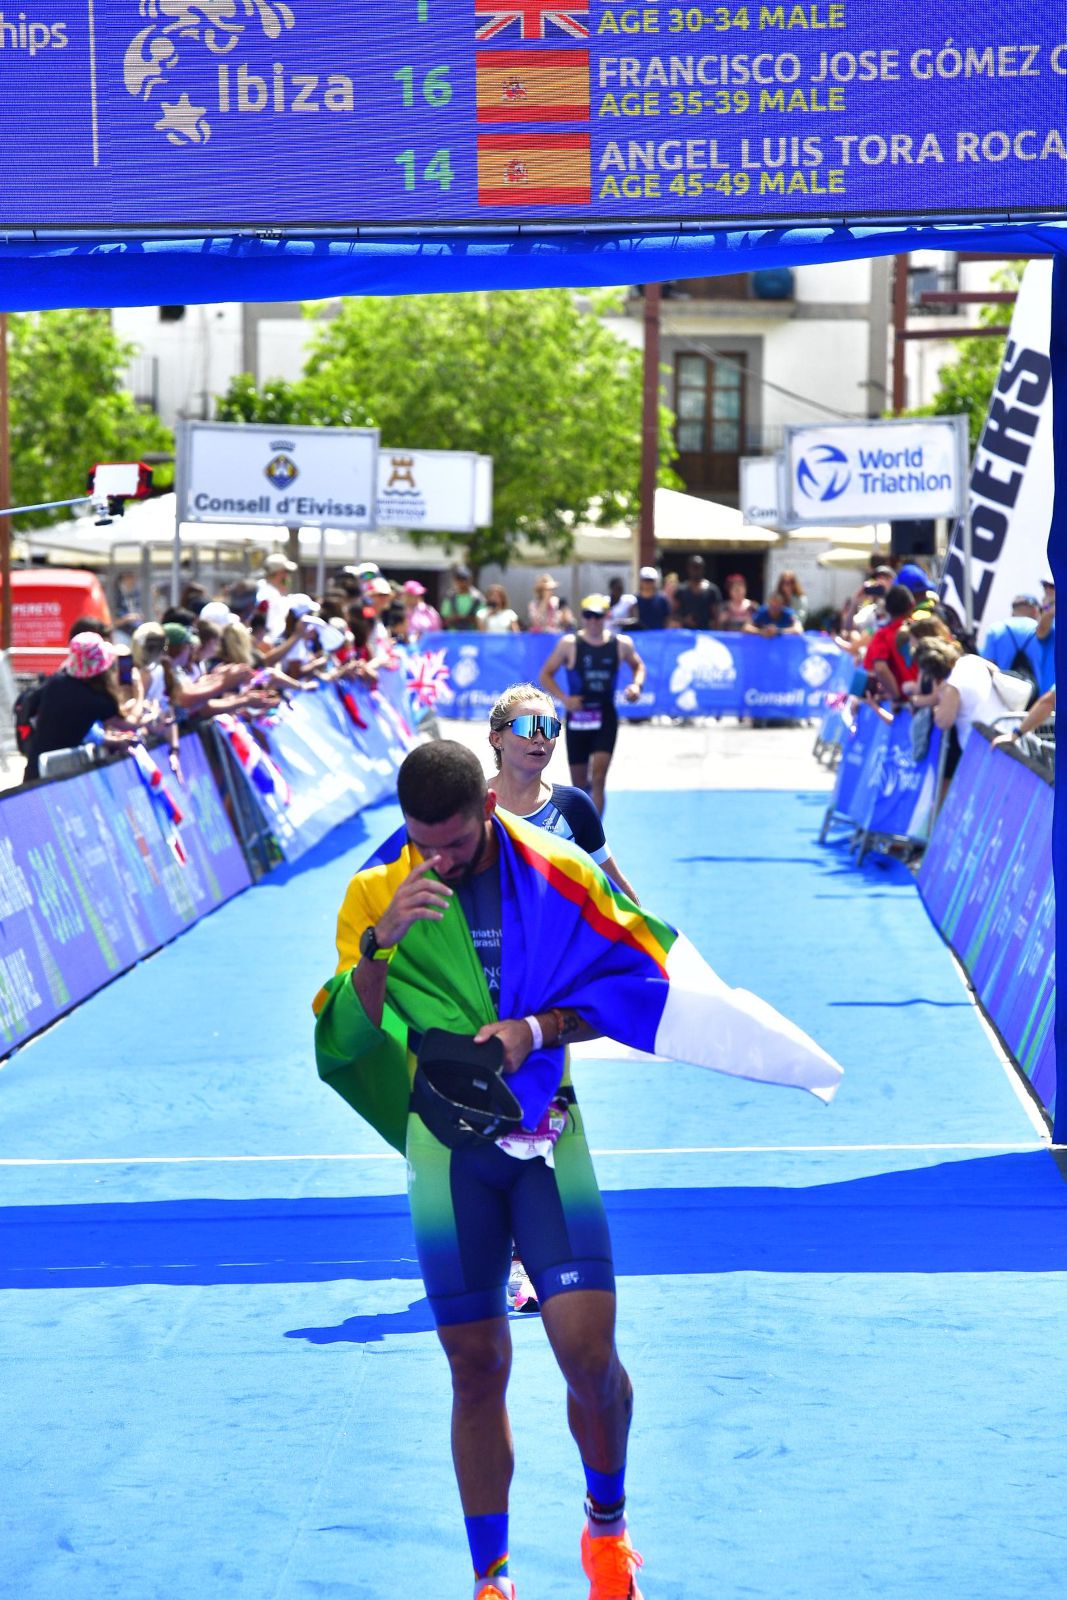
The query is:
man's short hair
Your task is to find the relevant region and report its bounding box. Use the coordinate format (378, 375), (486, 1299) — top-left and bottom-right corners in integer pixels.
(884, 584), (915, 620)
(397, 741), (487, 824)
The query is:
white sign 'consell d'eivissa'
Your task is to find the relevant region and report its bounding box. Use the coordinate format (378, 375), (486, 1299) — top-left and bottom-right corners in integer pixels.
(179, 421), (379, 531)
(786, 417), (968, 525)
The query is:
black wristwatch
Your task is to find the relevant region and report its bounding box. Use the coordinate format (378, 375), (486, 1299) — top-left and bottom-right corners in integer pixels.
(359, 924), (392, 961)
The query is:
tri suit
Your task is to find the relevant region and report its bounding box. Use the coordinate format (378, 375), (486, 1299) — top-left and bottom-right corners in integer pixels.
(566, 632), (620, 767)
(521, 783), (611, 867)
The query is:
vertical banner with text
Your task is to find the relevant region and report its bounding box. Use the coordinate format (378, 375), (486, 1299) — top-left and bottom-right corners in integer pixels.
(940, 260), (1054, 643)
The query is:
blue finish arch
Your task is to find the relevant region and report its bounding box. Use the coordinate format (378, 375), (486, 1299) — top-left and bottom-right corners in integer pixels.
(0, 215), (1061, 1137)
(0, 221), (1065, 309)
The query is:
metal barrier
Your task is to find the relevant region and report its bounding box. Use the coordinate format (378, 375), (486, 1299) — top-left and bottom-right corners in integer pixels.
(818, 702), (945, 866)
(812, 704), (846, 769)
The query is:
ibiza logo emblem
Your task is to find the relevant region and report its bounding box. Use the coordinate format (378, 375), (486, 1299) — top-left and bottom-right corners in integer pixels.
(123, 0), (296, 146)
(264, 446), (298, 490)
(798, 652), (833, 689)
(386, 457), (416, 491)
(452, 648), (480, 689)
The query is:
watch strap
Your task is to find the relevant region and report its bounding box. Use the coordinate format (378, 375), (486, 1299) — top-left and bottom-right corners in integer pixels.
(361, 924), (394, 961)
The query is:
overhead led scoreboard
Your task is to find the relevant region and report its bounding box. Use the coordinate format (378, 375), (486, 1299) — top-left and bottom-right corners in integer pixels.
(1, 0), (1065, 230)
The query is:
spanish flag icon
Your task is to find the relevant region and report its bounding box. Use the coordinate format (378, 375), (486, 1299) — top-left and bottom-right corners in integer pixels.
(476, 49), (590, 123)
(477, 131), (591, 206)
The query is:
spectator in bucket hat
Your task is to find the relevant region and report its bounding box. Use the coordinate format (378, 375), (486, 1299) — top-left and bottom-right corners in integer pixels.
(23, 632), (133, 783)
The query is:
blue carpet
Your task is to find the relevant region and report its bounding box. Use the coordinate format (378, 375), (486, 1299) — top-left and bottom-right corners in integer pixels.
(1, 789), (1064, 1600)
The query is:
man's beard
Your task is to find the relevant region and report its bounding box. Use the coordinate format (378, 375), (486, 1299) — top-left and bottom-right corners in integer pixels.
(437, 825), (491, 886)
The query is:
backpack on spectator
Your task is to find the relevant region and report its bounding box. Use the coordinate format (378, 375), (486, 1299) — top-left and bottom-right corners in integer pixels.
(930, 599), (977, 655)
(12, 678), (44, 756)
(1001, 625), (1040, 709)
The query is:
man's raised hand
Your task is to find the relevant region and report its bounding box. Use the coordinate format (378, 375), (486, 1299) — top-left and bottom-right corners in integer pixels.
(376, 857), (452, 948)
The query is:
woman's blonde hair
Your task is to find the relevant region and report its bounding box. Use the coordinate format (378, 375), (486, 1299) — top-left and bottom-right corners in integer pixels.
(131, 621), (165, 669)
(913, 638), (962, 682)
(221, 619), (254, 665)
(899, 613), (952, 648)
(487, 680), (555, 770)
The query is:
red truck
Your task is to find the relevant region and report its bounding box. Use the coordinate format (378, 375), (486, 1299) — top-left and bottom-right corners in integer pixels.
(3, 568), (112, 676)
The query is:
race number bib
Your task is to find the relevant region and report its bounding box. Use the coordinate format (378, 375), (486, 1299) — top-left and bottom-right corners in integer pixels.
(569, 708), (602, 731)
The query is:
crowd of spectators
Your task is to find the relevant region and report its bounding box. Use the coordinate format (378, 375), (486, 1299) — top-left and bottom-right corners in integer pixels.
(11, 552), (833, 784)
(16, 557), (421, 785)
(472, 555), (810, 638)
(29, 544), (1040, 789)
(833, 554), (1056, 783)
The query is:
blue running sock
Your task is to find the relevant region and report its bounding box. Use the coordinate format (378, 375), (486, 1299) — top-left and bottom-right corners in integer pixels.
(465, 1512), (509, 1584)
(583, 1462), (626, 1507)
(583, 1462), (627, 1537)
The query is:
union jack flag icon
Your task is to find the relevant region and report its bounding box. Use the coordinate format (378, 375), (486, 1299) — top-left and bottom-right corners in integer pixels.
(475, 0), (589, 41)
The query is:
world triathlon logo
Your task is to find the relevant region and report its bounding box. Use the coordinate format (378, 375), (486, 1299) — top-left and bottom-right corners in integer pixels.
(796, 443), (851, 503)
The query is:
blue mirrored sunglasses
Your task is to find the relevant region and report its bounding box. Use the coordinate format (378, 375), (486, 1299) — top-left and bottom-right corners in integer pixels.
(503, 713), (562, 739)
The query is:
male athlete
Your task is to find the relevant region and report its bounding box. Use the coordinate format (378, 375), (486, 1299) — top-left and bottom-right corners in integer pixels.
(315, 741), (644, 1600)
(539, 594), (645, 814)
(315, 747), (842, 1597)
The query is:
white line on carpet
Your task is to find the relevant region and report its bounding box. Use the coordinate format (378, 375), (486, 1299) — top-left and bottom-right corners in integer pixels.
(0, 1140), (1052, 1167)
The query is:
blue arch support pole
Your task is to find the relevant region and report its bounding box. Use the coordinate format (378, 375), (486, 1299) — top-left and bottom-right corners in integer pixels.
(1051, 252), (1067, 1146)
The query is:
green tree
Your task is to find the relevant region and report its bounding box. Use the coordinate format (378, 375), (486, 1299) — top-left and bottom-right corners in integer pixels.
(9, 309), (172, 528)
(216, 290), (679, 571)
(901, 264), (1024, 449)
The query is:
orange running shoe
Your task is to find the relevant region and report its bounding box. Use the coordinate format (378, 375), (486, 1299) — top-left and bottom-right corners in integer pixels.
(474, 1582), (515, 1600)
(580, 1525), (645, 1600)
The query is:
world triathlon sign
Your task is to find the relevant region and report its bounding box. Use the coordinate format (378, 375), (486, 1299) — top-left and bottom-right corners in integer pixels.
(177, 421), (379, 530)
(784, 417), (969, 524)
(0, 2), (1065, 231)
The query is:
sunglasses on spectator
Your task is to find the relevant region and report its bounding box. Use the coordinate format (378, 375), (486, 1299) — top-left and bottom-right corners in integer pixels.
(502, 714), (562, 739)
(582, 609), (606, 620)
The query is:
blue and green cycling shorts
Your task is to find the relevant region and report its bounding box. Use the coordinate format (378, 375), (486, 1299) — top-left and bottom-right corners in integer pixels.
(405, 1096), (615, 1327)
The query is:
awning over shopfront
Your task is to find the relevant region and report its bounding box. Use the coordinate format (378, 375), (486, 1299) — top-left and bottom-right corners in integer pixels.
(654, 488), (781, 549)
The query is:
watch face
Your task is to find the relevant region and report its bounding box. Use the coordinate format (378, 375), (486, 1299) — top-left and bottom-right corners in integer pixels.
(360, 926), (376, 957)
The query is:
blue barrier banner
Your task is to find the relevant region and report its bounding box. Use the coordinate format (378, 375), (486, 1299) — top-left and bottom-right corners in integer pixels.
(863, 716), (942, 842)
(919, 735), (1055, 1118)
(0, 732), (250, 1056)
(230, 673), (415, 862)
(815, 704), (847, 755)
(825, 704), (876, 824)
(842, 711), (892, 833)
(418, 630), (851, 722)
(247, 691), (384, 861)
